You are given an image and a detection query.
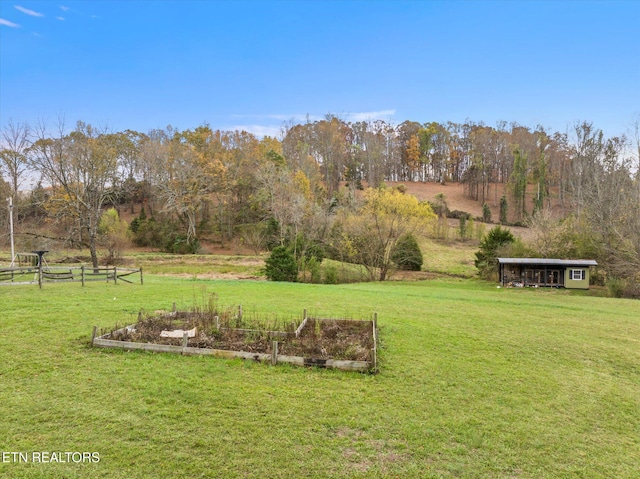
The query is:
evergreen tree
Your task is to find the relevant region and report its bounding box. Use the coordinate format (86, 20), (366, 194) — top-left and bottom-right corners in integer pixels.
(391, 234), (423, 271)
(499, 196), (508, 225)
(482, 203), (492, 223)
(264, 246), (298, 282)
(474, 226), (515, 279)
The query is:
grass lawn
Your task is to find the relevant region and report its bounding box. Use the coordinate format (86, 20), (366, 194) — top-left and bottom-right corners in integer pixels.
(1, 276), (638, 478)
(420, 239), (477, 278)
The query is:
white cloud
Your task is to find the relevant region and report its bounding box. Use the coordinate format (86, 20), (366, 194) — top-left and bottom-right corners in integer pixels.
(266, 113), (321, 122)
(228, 124), (282, 138)
(56, 16), (64, 21)
(345, 110), (396, 122)
(231, 111), (396, 125)
(60, 5), (70, 12)
(14, 5), (44, 17)
(230, 113), (320, 123)
(225, 110), (396, 138)
(0, 18), (21, 27)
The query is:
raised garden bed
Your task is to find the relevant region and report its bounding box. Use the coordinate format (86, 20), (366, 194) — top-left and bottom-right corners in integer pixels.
(92, 306), (378, 372)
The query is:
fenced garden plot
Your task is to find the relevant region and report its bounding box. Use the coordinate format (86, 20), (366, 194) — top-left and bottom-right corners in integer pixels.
(0, 265), (143, 287)
(92, 305), (377, 372)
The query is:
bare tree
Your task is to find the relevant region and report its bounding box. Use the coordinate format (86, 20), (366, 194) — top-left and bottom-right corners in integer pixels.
(0, 119), (31, 196)
(146, 126), (225, 245)
(255, 162), (306, 245)
(29, 120), (122, 268)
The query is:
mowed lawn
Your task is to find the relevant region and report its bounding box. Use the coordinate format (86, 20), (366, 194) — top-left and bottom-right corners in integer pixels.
(1, 277), (638, 478)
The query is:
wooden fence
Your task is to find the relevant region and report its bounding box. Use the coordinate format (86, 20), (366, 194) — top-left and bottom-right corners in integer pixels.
(0, 264), (143, 288)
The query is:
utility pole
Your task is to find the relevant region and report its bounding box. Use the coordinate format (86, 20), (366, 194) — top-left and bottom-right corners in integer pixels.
(7, 197), (15, 267)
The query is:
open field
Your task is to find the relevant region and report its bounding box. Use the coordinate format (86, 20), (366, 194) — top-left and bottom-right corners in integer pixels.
(0, 237), (481, 282)
(1, 275), (638, 478)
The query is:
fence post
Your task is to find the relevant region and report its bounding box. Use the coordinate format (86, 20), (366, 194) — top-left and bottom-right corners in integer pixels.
(91, 325), (98, 345)
(140, 266), (143, 285)
(372, 312), (378, 373)
(81, 265), (85, 287)
(38, 260), (43, 289)
(182, 331), (189, 353)
(114, 266), (117, 285)
(271, 341), (278, 365)
(238, 305), (243, 320)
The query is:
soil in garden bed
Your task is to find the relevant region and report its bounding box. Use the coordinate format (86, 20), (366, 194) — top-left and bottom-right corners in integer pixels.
(107, 313), (374, 361)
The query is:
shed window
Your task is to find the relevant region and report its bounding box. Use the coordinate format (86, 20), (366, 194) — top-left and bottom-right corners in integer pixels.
(570, 269), (585, 280)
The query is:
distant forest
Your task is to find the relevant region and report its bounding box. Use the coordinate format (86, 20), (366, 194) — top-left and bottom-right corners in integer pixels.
(1, 116), (639, 295)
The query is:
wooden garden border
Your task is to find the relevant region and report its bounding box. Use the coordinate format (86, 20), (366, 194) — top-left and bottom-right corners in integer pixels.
(91, 315), (378, 373)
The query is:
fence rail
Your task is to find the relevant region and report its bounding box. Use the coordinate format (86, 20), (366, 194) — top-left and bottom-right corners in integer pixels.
(0, 265), (143, 287)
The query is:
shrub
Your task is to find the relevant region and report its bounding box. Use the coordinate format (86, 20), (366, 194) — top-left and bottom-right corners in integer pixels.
(264, 246), (298, 282)
(448, 210), (471, 220)
(129, 206), (146, 234)
(622, 279), (640, 299)
(165, 234), (200, 254)
(129, 209), (162, 247)
(608, 277), (640, 299)
(135, 217), (166, 248)
(391, 234), (423, 271)
(431, 193), (449, 218)
(606, 277), (625, 298)
(309, 258), (322, 284)
(323, 265), (338, 284)
(128, 212), (199, 253)
(509, 220), (528, 228)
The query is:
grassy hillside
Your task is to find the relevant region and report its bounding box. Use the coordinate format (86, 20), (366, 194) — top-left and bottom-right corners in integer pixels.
(1, 276), (638, 478)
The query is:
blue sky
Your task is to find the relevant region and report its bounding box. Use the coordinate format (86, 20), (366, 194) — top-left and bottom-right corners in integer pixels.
(1, 0), (639, 138)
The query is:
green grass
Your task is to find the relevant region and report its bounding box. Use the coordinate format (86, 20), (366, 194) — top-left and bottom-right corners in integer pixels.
(420, 239), (478, 278)
(1, 277), (639, 478)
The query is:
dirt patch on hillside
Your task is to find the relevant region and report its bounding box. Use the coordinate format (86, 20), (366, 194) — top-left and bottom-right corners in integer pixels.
(389, 182), (485, 217)
(387, 181), (536, 242)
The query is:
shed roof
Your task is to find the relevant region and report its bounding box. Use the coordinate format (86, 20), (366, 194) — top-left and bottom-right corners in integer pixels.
(497, 258), (598, 266)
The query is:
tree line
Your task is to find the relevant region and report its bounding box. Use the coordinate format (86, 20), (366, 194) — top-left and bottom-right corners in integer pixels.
(1, 116), (639, 293)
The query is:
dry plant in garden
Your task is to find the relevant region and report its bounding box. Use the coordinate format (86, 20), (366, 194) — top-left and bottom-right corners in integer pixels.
(106, 295), (374, 362)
